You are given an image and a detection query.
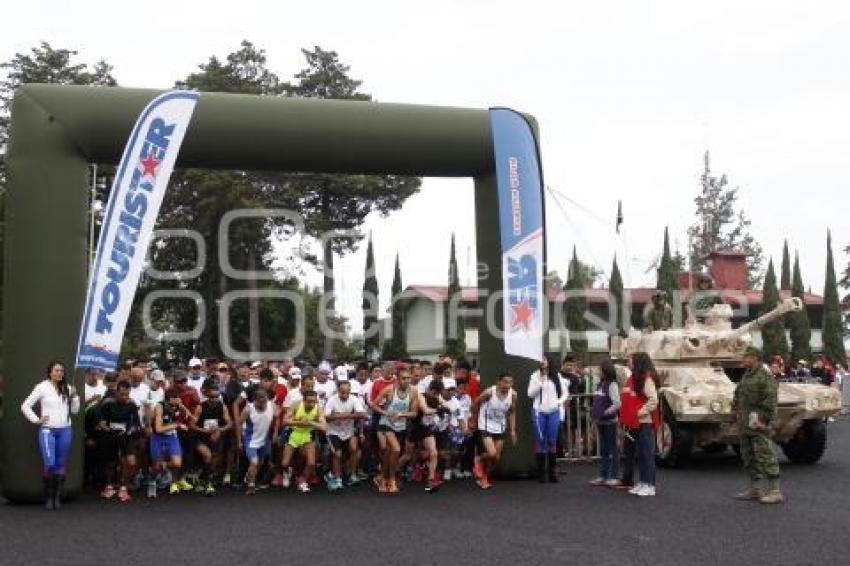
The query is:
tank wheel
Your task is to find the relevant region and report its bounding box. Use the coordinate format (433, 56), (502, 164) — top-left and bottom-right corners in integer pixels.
(780, 419), (827, 464)
(655, 405), (693, 468)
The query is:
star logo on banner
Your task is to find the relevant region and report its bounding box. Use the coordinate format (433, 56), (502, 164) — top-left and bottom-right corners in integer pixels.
(511, 299), (534, 331)
(140, 154), (160, 178)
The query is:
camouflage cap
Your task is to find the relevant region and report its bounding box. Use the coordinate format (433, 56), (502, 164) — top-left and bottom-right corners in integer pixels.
(743, 346), (762, 358)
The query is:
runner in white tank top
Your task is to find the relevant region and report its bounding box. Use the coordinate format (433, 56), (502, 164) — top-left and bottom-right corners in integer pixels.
(236, 389), (279, 494)
(471, 373), (517, 490)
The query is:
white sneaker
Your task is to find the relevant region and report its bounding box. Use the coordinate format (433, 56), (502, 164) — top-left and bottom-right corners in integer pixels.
(628, 483), (645, 495)
(637, 485), (656, 497)
(443, 469), (453, 482)
(282, 471), (291, 489)
(604, 479), (621, 487)
(297, 481), (310, 494)
(461, 471), (473, 479)
(452, 468), (464, 479)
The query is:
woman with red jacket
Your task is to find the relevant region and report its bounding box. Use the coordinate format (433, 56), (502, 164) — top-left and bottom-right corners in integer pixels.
(616, 352), (659, 497)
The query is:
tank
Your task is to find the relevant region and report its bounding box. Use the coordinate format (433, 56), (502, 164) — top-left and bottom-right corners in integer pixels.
(611, 297), (842, 466)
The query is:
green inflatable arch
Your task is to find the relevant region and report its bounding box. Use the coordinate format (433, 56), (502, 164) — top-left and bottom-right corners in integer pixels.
(2, 84), (544, 502)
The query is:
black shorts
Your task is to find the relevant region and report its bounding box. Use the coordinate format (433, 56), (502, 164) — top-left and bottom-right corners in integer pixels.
(100, 433), (140, 462)
(478, 431), (505, 449)
(411, 422), (438, 444)
(377, 425), (406, 447)
(328, 435), (357, 455)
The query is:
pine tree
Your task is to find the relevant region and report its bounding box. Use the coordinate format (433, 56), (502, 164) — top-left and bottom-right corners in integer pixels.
(609, 256), (627, 336)
(381, 253), (408, 360)
(822, 232), (847, 365)
(565, 247), (588, 357)
(657, 227), (680, 301)
(362, 235), (380, 360)
(760, 259), (788, 360)
(444, 234), (466, 357)
(687, 151), (765, 286)
(789, 253), (813, 363)
(780, 240), (792, 291)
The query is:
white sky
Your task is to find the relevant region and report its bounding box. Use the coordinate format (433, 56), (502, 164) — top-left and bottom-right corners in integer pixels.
(3, 0), (849, 333)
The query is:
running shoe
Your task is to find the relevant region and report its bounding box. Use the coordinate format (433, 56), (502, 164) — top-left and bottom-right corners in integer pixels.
(346, 473), (361, 486)
(131, 471), (144, 491)
(245, 484), (256, 495)
(604, 479), (622, 488)
(177, 478), (194, 492)
(204, 483), (216, 496)
(282, 470), (292, 489)
(386, 479), (400, 494)
(357, 470), (370, 481)
(426, 477), (443, 493)
(636, 485), (656, 497)
(297, 481), (311, 494)
(326, 476), (339, 492)
(168, 483), (181, 495)
(452, 468), (464, 479)
(473, 460), (484, 480)
(589, 478), (606, 487)
(101, 485), (116, 500)
(194, 480), (205, 493)
(442, 469), (453, 482)
(271, 473), (284, 488)
(628, 483), (646, 495)
(222, 473), (232, 487)
(373, 476), (387, 492)
(118, 486), (132, 502)
(461, 471), (473, 479)
(476, 476), (492, 490)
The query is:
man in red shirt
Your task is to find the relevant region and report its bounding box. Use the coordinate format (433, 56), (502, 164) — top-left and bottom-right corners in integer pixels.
(455, 359), (480, 400)
(173, 373), (201, 486)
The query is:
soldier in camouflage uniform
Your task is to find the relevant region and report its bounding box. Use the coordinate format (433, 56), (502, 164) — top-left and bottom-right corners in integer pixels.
(642, 291), (673, 331)
(732, 346), (783, 504)
(687, 274), (724, 324)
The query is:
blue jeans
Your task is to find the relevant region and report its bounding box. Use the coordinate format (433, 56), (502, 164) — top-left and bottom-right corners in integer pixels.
(39, 426), (73, 475)
(622, 424), (656, 486)
(597, 422), (619, 480)
(533, 410), (561, 453)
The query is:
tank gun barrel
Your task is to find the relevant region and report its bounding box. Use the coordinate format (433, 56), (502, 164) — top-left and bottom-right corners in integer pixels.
(728, 297), (802, 340)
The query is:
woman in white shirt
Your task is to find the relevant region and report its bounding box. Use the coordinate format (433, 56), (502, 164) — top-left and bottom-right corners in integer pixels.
(527, 357), (569, 483)
(20, 360), (80, 510)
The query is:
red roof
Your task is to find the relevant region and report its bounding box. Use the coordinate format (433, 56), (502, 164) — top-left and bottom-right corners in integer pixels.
(404, 285), (823, 306)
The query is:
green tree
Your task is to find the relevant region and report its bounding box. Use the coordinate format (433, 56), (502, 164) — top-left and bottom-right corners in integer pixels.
(760, 259), (789, 360)
(609, 255), (627, 336)
(444, 234), (466, 358)
(657, 227), (679, 301)
(780, 240), (792, 291)
(687, 151), (765, 286)
(789, 253), (813, 363)
(822, 232), (846, 365)
(280, 46), (421, 358)
(362, 235), (379, 359)
(564, 247), (588, 357)
(382, 253), (407, 360)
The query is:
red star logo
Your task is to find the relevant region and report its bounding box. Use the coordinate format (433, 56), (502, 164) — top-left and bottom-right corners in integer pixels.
(511, 299), (534, 331)
(140, 154), (160, 177)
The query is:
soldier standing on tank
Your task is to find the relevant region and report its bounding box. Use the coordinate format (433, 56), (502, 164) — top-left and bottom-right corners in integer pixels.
(732, 346), (783, 504)
(642, 291), (674, 331)
(687, 273), (724, 324)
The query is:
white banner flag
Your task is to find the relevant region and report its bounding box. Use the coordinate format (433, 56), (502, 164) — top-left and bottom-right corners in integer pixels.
(75, 91), (199, 370)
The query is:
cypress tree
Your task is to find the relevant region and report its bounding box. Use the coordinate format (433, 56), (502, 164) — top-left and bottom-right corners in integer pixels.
(760, 259), (789, 360)
(444, 234), (466, 357)
(657, 227), (679, 301)
(610, 255), (626, 336)
(789, 253), (813, 363)
(565, 247), (588, 357)
(780, 240), (792, 291)
(382, 254), (408, 360)
(822, 231), (847, 365)
(361, 235), (380, 360)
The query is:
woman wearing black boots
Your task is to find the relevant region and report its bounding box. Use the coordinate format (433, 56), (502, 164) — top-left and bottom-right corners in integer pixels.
(527, 358), (568, 483)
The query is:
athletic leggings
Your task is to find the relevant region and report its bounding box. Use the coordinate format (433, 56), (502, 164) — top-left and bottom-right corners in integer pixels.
(39, 426), (73, 475)
(532, 410), (561, 453)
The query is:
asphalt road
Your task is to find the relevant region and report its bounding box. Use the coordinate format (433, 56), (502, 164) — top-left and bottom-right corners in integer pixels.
(2, 416), (849, 566)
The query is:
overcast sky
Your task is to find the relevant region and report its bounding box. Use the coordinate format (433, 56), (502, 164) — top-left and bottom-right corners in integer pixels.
(3, 0), (848, 332)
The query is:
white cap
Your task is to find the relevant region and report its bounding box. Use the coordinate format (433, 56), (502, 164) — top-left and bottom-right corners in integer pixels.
(289, 367), (303, 378)
(443, 377), (457, 389)
(334, 366), (349, 381)
(189, 357), (202, 368)
(151, 369), (166, 382)
(318, 360), (332, 374)
(250, 361), (263, 369)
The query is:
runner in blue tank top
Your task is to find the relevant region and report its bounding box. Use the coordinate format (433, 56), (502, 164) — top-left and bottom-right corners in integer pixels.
(372, 368), (421, 494)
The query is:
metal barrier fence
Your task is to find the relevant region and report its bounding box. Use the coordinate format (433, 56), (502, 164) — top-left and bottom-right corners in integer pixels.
(560, 393), (601, 463)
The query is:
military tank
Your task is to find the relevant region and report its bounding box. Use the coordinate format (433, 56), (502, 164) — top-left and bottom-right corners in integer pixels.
(611, 297), (842, 466)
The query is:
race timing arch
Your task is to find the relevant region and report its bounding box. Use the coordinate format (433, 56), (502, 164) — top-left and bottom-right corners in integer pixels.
(2, 84), (546, 502)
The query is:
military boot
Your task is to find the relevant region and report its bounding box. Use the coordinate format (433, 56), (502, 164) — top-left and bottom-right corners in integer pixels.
(760, 480), (784, 504)
(734, 481), (763, 501)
